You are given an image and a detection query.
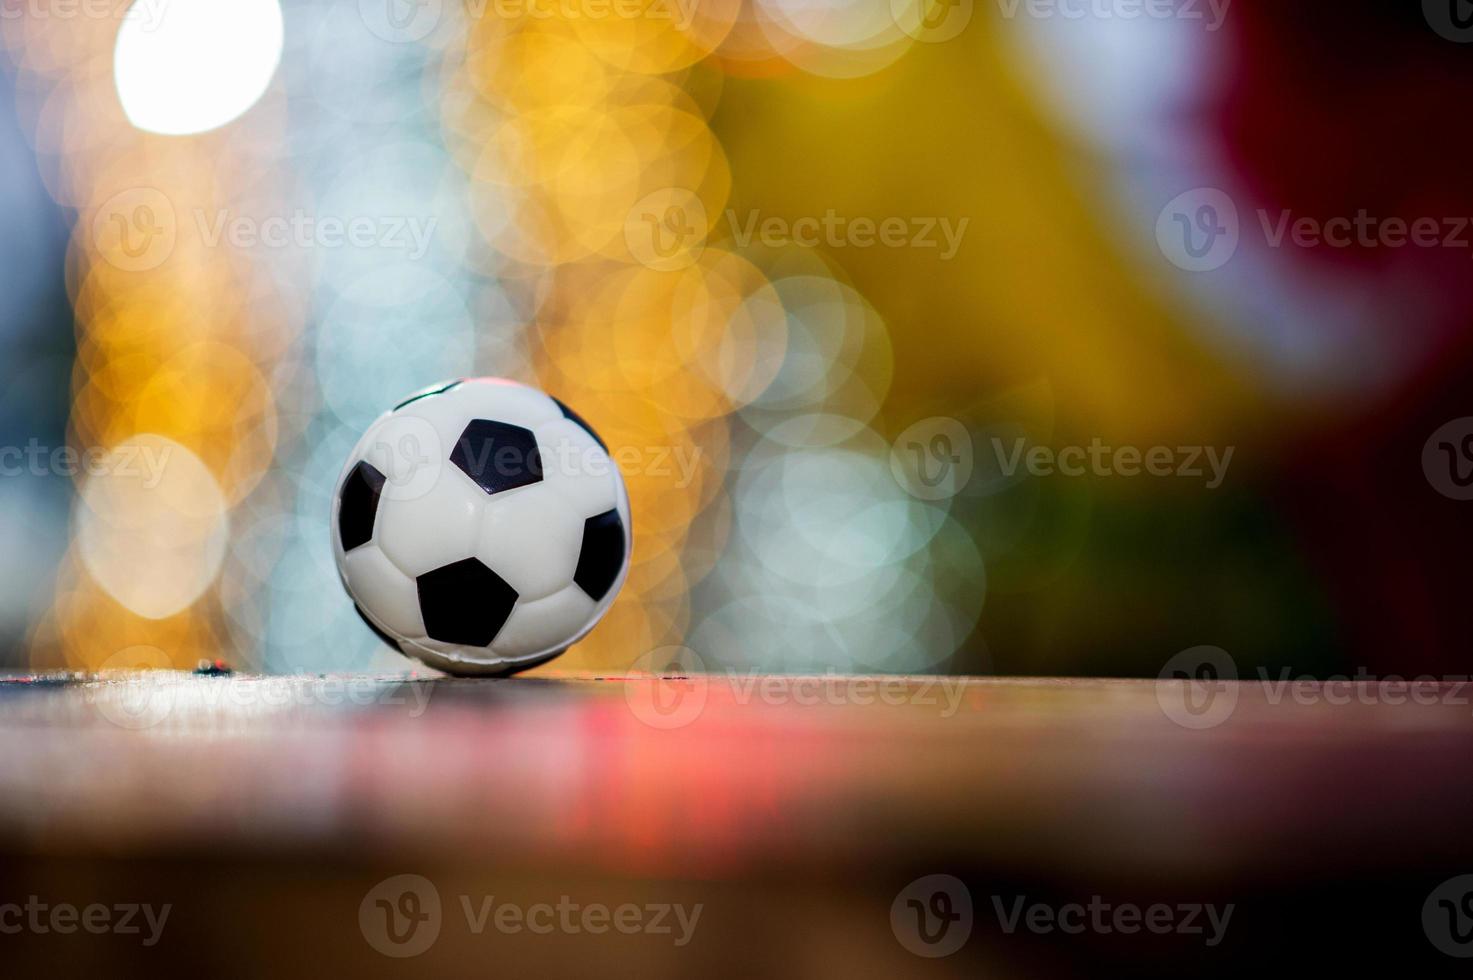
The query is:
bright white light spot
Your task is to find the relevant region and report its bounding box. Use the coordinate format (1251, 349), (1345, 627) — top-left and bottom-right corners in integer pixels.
(114, 0), (284, 136)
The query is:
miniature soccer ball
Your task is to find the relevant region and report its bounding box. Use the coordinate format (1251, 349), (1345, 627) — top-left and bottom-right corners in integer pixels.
(331, 378), (631, 676)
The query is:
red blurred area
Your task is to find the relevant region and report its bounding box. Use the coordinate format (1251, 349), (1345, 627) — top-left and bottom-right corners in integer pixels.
(1215, 4), (1473, 674)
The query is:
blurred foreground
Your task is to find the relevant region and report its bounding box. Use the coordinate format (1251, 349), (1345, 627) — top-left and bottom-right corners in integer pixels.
(1, 672), (1471, 976)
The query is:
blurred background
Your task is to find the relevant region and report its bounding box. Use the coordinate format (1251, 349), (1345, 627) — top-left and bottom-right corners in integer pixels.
(2, 0), (1470, 681)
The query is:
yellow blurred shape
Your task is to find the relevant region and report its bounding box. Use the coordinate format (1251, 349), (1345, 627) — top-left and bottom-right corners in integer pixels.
(76, 435), (228, 620)
(131, 343), (278, 502)
(570, 0), (741, 75)
(468, 24), (615, 110)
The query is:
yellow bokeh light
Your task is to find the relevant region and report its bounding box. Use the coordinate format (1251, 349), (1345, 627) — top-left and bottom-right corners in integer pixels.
(75, 435), (229, 621)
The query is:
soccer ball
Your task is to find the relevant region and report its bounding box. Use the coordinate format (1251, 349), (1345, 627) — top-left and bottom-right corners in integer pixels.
(330, 378), (631, 676)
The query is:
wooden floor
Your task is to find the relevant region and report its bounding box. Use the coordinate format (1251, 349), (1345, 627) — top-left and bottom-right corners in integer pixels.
(1, 673), (1471, 977)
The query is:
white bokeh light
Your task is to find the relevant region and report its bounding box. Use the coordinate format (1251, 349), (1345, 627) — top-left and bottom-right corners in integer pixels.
(114, 0), (285, 136)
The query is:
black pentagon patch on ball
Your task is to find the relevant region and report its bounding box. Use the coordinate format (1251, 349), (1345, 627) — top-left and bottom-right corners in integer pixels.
(338, 461), (386, 551)
(394, 379), (464, 411)
(574, 509), (626, 601)
(354, 603), (401, 652)
(450, 419), (543, 496)
(553, 396), (607, 451)
(416, 557), (519, 646)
